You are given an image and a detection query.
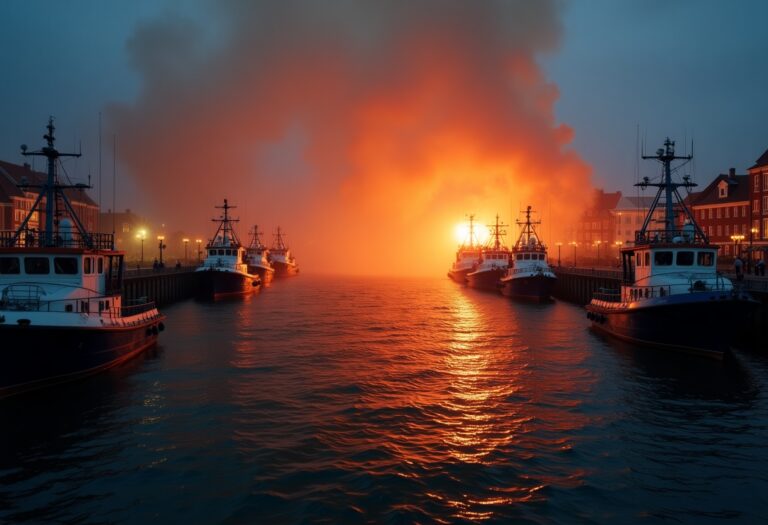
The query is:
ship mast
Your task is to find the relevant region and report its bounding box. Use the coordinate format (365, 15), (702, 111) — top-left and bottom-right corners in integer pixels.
(467, 214), (476, 248)
(13, 117), (92, 247)
(211, 199), (241, 247)
(638, 138), (704, 242)
(249, 225), (265, 250)
(273, 227), (288, 251)
(515, 205), (541, 247)
(487, 214), (507, 251)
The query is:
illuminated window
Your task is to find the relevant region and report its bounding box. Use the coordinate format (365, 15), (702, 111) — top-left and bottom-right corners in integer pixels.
(708, 209), (713, 219)
(764, 196), (768, 215)
(764, 218), (768, 240)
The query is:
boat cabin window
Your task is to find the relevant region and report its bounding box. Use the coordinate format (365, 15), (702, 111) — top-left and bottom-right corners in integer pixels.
(676, 251), (694, 266)
(98, 257), (104, 274)
(84, 257), (93, 274)
(0, 256), (20, 274)
(523, 254), (531, 260)
(644, 252), (650, 266)
(516, 254), (523, 261)
(654, 251), (673, 266)
(636, 253), (642, 267)
(25, 257), (50, 274)
(218, 249), (225, 256)
(54, 257), (79, 274)
(697, 251), (714, 266)
(538, 254), (545, 260)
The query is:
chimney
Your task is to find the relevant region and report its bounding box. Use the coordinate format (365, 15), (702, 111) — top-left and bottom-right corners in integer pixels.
(729, 167), (736, 178)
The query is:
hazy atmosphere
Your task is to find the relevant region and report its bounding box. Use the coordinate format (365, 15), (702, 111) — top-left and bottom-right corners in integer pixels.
(1, 0), (767, 275)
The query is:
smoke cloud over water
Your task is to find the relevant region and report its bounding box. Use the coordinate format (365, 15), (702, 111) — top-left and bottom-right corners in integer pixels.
(109, 0), (592, 276)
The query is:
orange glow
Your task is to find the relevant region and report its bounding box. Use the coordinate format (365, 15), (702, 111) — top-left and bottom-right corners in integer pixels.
(109, 3), (593, 276)
(454, 221), (490, 246)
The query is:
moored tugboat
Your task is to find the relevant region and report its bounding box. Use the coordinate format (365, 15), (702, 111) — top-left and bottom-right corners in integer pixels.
(269, 227), (299, 278)
(245, 225), (274, 285)
(196, 200), (261, 299)
(447, 214), (482, 283)
(0, 119), (165, 398)
(466, 215), (510, 291)
(499, 206), (557, 301)
(585, 138), (758, 358)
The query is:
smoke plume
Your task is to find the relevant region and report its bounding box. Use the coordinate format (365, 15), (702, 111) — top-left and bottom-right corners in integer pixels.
(109, 0), (592, 276)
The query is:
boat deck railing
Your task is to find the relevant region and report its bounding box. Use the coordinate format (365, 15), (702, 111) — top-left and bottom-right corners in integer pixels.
(633, 229), (707, 246)
(593, 275), (735, 304)
(0, 288), (159, 320)
(0, 230), (114, 250)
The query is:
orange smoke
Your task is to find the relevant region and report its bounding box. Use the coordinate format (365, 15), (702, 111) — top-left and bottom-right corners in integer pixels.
(108, 1), (592, 276)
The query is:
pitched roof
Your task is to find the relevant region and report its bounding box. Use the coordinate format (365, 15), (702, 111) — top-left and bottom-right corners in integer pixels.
(688, 173), (749, 206)
(614, 195), (655, 210)
(750, 147), (768, 170)
(0, 159), (97, 207)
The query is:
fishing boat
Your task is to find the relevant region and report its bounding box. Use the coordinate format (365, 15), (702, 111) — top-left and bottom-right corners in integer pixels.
(585, 138), (758, 358)
(245, 225), (274, 285)
(196, 199), (261, 299)
(499, 206), (557, 301)
(269, 227), (299, 277)
(466, 215), (510, 291)
(447, 214), (482, 283)
(0, 119), (165, 398)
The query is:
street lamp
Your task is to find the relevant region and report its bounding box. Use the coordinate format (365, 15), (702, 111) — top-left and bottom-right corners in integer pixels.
(555, 242), (562, 267)
(730, 233), (745, 258)
(135, 229), (146, 265)
(182, 238), (190, 262)
(750, 227), (758, 270)
(569, 241), (577, 267)
(196, 239), (203, 262)
(157, 235), (166, 266)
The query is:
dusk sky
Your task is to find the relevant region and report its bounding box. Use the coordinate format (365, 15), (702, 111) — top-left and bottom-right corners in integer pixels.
(1, 0), (767, 276)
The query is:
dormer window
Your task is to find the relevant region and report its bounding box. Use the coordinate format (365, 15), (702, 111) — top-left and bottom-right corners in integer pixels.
(718, 180), (728, 198)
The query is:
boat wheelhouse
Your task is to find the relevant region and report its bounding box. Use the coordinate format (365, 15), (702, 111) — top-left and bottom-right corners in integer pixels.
(466, 215), (510, 291)
(499, 206), (557, 301)
(0, 119), (164, 398)
(268, 227), (299, 278)
(196, 199), (260, 299)
(586, 138), (757, 358)
(245, 225), (274, 285)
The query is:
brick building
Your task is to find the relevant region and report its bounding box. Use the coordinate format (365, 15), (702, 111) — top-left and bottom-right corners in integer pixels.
(688, 168), (750, 259)
(0, 160), (98, 233)
(748, 148), (768, 263)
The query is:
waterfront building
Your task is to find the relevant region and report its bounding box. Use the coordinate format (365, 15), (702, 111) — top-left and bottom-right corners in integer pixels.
(0, 160), (98, 232)
(748, 148), (768, 264)
(687, 168), (750, 259)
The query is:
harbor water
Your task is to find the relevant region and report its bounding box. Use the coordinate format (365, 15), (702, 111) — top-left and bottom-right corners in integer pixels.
(1, 276), (767, 524)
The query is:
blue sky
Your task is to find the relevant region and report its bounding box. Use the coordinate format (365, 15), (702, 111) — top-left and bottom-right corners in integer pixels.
(1, 0), (766, 197)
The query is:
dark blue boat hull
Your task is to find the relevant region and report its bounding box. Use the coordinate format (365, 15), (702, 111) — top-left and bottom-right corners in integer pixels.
(586, 292), (758, 358)
(0, 321), (163, 398)
(197, 269), (259, 299)
(500, 274), (556, 301)
(466, 268), (505, 291)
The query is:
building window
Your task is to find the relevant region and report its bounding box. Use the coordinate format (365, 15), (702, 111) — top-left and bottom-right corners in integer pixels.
(717, 225), (722, 237)
(708, 209), (713, 219)
(755, 199), (761, 214)
(764, 196), (768, 215)
(724, 245), (730, 256)
(743, 205), (747, 218)
(724, 207), (730, 218)
(716, 208), (722, 219)
(719, 185), (727, 198)
(725, 225), (730, 236)
(764, 218), (768, 240)
(764, 172), (768, 191)
(756, 174), (761, 192)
